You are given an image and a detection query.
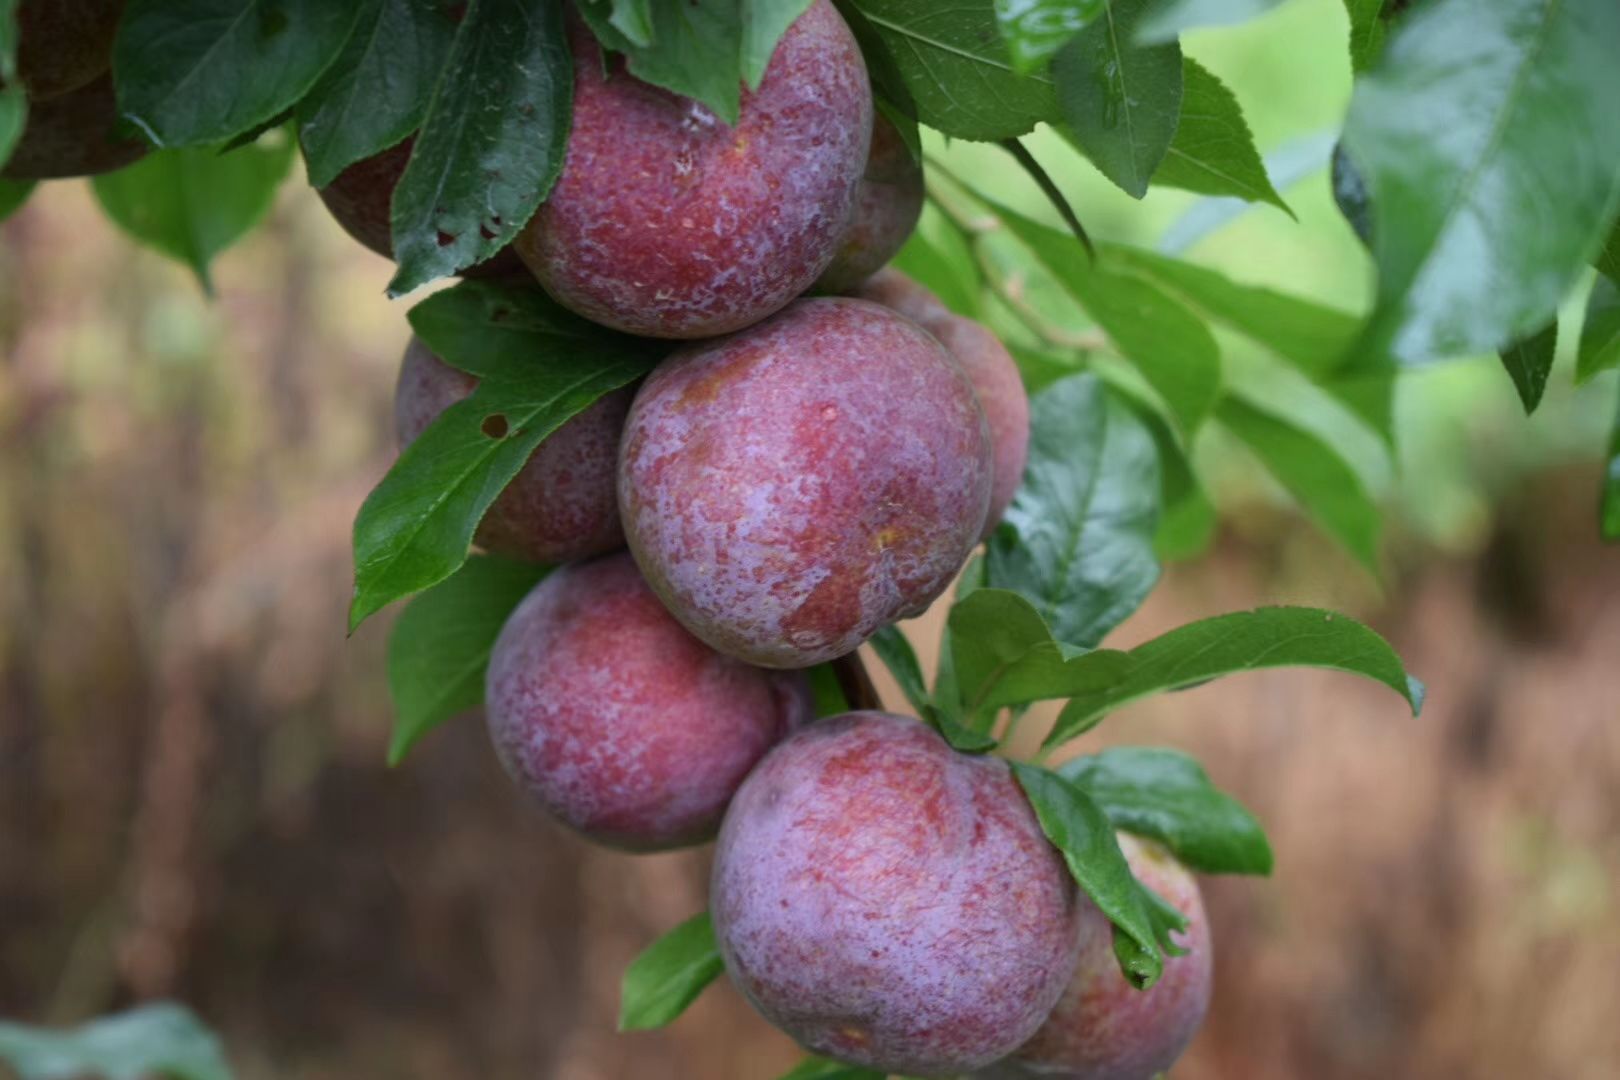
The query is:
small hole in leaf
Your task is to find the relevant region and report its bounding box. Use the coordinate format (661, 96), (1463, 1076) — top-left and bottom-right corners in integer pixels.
(480, 224), (498, 241)
(482, 414), (510, 439)
(436, 230), (457, 248)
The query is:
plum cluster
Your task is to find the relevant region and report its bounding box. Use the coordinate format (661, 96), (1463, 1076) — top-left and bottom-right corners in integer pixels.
(5, 2), (1211, 1075)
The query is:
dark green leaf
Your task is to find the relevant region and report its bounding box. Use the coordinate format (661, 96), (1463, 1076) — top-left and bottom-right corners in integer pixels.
(0, 0), (16, 80)
(1046, 605), (1425, 747)
(114, 0), (359, 148)
(1053, 0), (1182, 199)
(1107, 379), (1217, 561)
(1011, 762), (1168, 989)
(1137, 0), (1286, 42)
(0, 1004), (232, 1080)
(1498, 319), (1558, 413)
(1342, 0), (1620, 365)
(350, 283), (660, 629)
(776, 1058), (885, 1080)
(619, 912), (724, 1031)
(1152, 56), (1288, 214)
(843, 0), (1060, 139)
(0, 177), (32, 221)
(993, 0), (1103, 73)
(1595, 218), (1620, 284)
(92, 135), (297, 292)
(1216, 396), (1381, 571)
(1603, 389), (1620, 543)
(999, 137), (1096, 258)
(1343, 0), (1386, 73)
(987, 374), (1160, 647)
(0, 1), (18, 171)
(389, 0), (571, 294)
(577, 1), (740, 123)
(806, 663), (851, 717)
(1577, 276), (1620, 384)
(386, 554), (548, 765)
(996, 204), (1221, 432)
(296, 0), (457, 188)
(1058, 747), (1272, 874)
(867, 625), (930, 714)
(0, 87), (23, 171)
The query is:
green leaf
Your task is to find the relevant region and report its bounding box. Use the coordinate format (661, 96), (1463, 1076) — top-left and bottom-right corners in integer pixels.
(891, 207), (981, 317)
(1058, 747), (1272, 874)
(987, 374), (1161, 647)
(0, 1004), (232, 1080)
(1343, 0), (1386, 73)
(0, 177), (32, 221)
(807, 663), (852, 717)
(296, 0), (457, 188)
(1603, 389), (1620, 543)
(1137, 0), (1286, 41)
(1498, 319), (1558, 413)
(947, 589), (1130, 724)
(1011, 762), (1169, 989)
(350, 283), (661, 630)
(609, 0), (655, 46)
(996, 203), (1221, 432)
(0, 86), (23, 171)
(619, 912), (724, 1031)
(114, 0), (359, 148)
(0, 0), (16, 81)
(386, 554), (548, 765)
(577, 1), (739, 123)
(1109, 384), (1216, 561)
(1595, 218), (1620, 284)
(1046, 605), (1425, 747)
(92, 134), (297, 292)
(389, 0), (571, 294)
(1151, 56), (1289, 214)
(1342, 0), (1620, 365)
(742, 1), (818, 88)
(1216, 395), (1381, 572)
(1576, 276), (1620, 384)
(776, 1058), (885, 1080)
(993, 0), (1103, 73)
(867, 625), (930, 714)
(842, 0), (1060, 139)
(1053, 0), (1182, 199)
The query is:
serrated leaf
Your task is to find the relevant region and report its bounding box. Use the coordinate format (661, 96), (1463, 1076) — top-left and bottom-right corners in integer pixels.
(1046, 605), (1424, 747)
(619, 912), (724, 1031)
(0, 1004), (232, 1080)
(0, 177), (32, 221)
(995, 203), (1221, 432)
(92, 134), (296, 293)
(1217, 395), (1381, 571)
(1152, 56), (1288, 214)
(1343, 0), (1386, 73)
(1136, 0), (1286, 42)
(993, 0), (1103, 73)
(776, 1058), (885, 1080)
(389, 0), (571, 295)
(1059, 747), (1272, 874)
(987, 374), (1161, 648)
(296, 0), (457, 188)
(1160, 129), (1334, 252)
(386, 555), (549, 765)
(1011, 762), (1168, 989)
(1053, 0), (1182, 200)
(349, 283), (661, 630)
(866, 625), (930, 714)
(1577, 276), (1620, 384)
(1343, 0), (1620, 365)
(842, 0), (1060, 140)
(114, 0), (359, 148)
(1499, 319), (1558, 413)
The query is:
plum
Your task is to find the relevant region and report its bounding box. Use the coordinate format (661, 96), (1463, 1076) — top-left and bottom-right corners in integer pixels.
(815, 112), (925, 293)
(1, 74), (146, 180)
(394, 337), (630, 564)
(516, 1), (871, 339)
(13, 0), (123, 101)
(979, 833), (1213, 1080)
(851, 265), (950, 325)
(311, 138), (528, 279)
(484, 553), (813, 851)
(618, 297), (992, 668)
(711, 712), (1083, 1076)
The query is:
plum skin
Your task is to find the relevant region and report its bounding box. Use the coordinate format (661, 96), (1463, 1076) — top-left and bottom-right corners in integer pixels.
(483, 553), (813, 851)
(618, 297), (993, 669)
(516, 1), (872, 339)
(978, 833), (1214, 1080)
(711, 712), (1083, 1076)
(815, 112), (925, 294)
(13, 0), (124, 101)
(1, 74), (146, 180)
(394, 338), (630, 565)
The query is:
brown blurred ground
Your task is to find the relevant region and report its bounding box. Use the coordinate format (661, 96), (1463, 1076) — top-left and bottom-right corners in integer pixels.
(2, 182), (1618, 1080)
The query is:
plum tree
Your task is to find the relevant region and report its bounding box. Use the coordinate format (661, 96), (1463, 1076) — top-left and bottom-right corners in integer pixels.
(311, 139), (528, 279)
(12, 0), (123, 101)
(815, 112), (925, 293)
(484, 553), (813, 851)
(394, 337), (630, 564)
(978, 833), (1213, 1080)
(1, 74), (147, 180)
(618, 297), (992, 668)
(711, 712), (1083, 1076)
(515, 1), (872, 339)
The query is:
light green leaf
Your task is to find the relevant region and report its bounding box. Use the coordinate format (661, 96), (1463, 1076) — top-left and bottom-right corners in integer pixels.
(1151, 56), (1289, 214)
(1137, 0), (1286, 41)
(609, 0), (655, 45)
(1046, 605), (1425, 747)
(0, 1004), (232, 1080)
(1577, 276), (1620, 384)
(619, 912), (724, 1031)
(891, 205), (981, 317)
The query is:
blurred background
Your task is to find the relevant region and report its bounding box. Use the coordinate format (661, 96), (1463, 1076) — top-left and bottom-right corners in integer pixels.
(2, 0), (1617, 1077)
